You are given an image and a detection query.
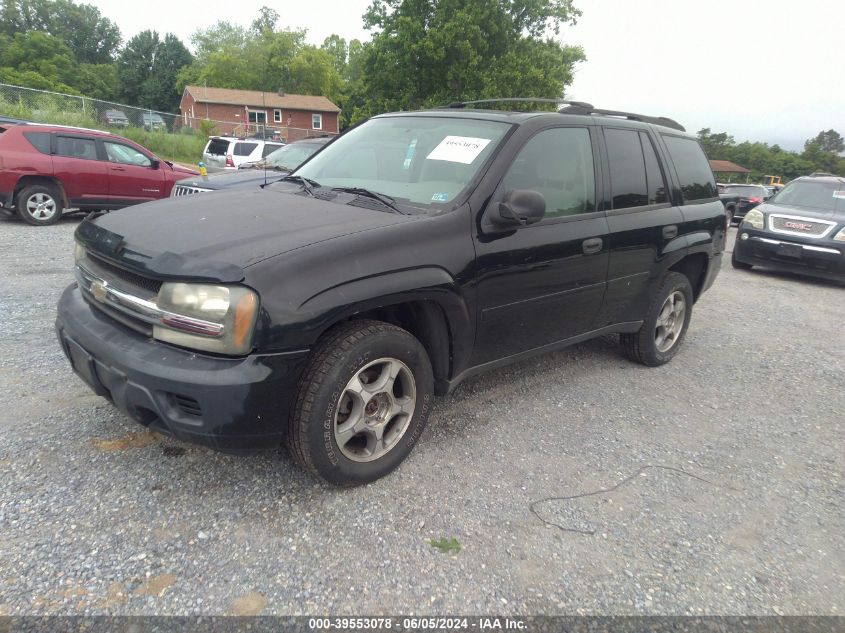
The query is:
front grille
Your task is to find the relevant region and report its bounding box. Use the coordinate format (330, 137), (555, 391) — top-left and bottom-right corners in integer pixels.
(769, 214), (835, 238)
(172, 185), (212, 196)
(84, 253), (162, 298)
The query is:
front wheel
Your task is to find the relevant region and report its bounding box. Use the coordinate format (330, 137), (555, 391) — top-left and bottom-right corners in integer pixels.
(288, 320), (434, 486)
(620, 272), (693, 367)
(16, 184), (64, 226)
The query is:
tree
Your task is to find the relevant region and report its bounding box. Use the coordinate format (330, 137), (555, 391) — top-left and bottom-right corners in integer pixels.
(356, 0), (585, 117)
(0, 0), (121, 63)
(118, 30), (192, 111)
(321, 35), (348, 74)
(804, 129), (844, 155)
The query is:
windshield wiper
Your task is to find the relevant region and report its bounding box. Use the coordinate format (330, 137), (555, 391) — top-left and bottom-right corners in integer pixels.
(331, 187), (403, 214)
(268, 174), (321, 194)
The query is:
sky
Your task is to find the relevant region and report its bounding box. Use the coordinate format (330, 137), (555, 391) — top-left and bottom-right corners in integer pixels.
(89, 0), (845, 152)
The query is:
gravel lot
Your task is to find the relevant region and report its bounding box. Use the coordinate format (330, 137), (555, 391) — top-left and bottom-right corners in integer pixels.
(0, 213), (843, 616)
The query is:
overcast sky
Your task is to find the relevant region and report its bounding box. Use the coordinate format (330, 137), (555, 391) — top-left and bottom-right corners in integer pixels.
(90, 0), (844, 152)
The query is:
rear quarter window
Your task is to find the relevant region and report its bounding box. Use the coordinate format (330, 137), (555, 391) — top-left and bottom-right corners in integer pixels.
(661, 135), (717, 202)
(234, 142), (258, 157)
(23, 132), (51, 154)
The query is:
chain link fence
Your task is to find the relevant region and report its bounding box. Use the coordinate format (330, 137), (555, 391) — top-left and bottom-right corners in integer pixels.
(0, 83), (335, 163)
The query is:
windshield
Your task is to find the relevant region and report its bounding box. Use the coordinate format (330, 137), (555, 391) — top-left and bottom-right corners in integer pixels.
(725, 185), (766, 197)
(264, 143), (322, 170)
(292, 115), (512, 210)
(771, 180), (845, 211)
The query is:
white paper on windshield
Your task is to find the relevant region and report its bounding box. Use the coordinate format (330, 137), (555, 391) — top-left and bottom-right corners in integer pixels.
(832, 190), (845, 199)
(426, 136), (491, 164)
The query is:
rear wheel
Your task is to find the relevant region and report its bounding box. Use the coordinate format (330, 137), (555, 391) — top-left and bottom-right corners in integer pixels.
(621, 272), (693, 367)
(288, 320), (434, 486)
(16, 184), (64, 226)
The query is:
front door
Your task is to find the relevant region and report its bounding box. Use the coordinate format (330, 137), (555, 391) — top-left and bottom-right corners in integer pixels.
(471, 126), (609, 366)
(101, 140), (164, 204)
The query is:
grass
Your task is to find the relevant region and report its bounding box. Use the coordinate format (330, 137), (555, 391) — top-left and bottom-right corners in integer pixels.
(0, 95), (206, 166)
(428, 537), (461, 554)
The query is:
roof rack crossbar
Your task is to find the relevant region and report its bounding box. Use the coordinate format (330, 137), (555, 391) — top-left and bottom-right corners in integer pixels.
(558, 105), (685, 132)
(445, 98), (595, 110)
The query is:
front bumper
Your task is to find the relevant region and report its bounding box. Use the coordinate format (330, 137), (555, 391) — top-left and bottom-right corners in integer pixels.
(733, 230), (845, 282)
(56, 284), (309, 452)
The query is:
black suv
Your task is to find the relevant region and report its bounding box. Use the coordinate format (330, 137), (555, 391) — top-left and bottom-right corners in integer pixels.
(56, 101), (726, 485)
(732, 174), (845, 281)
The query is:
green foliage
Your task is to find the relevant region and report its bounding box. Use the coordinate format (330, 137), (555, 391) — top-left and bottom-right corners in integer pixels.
(698, 128), (845, 182)
(179, 11), (345, 104)
(428, 537), (461, 554)
(804, 129), (844, 155)
(0, 0), (121, 63)
(118, 31), (193, 112)
(120, 127), (206, 164)
(352, 0), (584, 118)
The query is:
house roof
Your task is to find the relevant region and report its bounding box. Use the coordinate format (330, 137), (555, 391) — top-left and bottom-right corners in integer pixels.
(709, 159), (750, 173)
(184, 86), (340, 113)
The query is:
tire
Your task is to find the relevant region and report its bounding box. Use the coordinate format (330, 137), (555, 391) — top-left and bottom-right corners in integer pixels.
(16, 184), (64, 226)
(620, 272), (693, 367)
(288, 320), (434, 486)
(731, 248), (752, 270)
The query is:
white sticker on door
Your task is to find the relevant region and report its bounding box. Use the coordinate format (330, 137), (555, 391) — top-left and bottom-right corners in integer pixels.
(426, 136), (492, 164)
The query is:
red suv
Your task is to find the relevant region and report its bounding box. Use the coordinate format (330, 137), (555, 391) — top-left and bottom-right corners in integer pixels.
(0, 123), (198, 226)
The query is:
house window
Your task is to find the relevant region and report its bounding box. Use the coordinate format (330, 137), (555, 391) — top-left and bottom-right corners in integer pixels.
(312, 113), (322, 130)
(274, 109), (282, 123)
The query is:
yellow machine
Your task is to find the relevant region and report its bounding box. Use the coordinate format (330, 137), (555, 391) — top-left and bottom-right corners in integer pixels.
(763, 175), (784, 188)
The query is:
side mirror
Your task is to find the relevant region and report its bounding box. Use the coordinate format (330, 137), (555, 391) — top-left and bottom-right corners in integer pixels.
(149, 159), (160, 169)
(489, 189), (546, 227)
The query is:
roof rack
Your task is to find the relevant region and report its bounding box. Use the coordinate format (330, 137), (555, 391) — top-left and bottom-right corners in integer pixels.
(444, 97), (595, 110)
(440, 98), (685, 132)
(558, 104), (685, 132)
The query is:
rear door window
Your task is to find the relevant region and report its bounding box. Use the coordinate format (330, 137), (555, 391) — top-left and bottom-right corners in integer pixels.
(661, 135), (718, 202)
(24, 131), (51, 154)
(234, 142), (258, 157)
(55, 136), (98, 160)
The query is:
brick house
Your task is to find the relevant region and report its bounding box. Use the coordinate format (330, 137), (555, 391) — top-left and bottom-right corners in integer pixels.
(179, 86), (340, 141)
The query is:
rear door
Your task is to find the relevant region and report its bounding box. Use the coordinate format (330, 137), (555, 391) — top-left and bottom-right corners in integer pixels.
(595, 126), (684, 326)
(51, 134), (109, 207)
(100, 139), (165, 205)
(203, 137), (230, 171)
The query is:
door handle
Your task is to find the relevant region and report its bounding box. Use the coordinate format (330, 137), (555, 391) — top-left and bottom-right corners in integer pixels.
(662, 225), (678, 239)
(582, 237), (603, 255)
(110, 166), (126, 171)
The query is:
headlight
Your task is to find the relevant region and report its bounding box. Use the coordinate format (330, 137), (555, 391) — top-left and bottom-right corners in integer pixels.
(153, 283), (259, 355)
(834, 227), (845, 242)
(742, 209), (765, 230)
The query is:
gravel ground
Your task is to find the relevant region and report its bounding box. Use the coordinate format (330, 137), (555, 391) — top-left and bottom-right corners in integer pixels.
(0, 214), (843, 616)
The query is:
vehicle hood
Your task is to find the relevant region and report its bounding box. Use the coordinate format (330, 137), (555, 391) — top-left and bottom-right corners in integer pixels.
(175, 169), (284, 191)
(76, 189), (411, 283)
(170, 163), (200, 176)
(759, 201), (842, 222)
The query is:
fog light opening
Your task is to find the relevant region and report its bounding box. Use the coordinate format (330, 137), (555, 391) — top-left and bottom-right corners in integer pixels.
(740, 232), (749, 241)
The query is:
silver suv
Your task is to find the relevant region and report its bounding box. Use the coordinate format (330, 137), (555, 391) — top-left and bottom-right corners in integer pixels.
(202, 136), (284, 172)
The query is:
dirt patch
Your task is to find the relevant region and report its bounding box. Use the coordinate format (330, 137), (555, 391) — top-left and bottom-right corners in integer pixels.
(133, 574), (177, 597)
(229, 591), (267, 616)
(91, 430), (158, 452)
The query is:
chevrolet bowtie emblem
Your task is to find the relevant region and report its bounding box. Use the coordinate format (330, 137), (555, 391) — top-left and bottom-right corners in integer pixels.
(90, 279), (108, 303)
